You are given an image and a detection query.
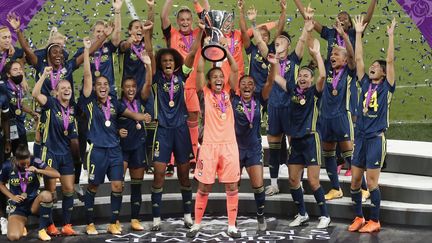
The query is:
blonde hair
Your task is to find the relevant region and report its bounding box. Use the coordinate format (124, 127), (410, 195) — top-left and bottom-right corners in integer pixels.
(45, 27), (67, 48)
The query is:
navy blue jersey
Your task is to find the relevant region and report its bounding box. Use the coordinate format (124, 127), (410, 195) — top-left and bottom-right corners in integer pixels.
(41, 96), (78, 155)
(0, 158), (47, 201)
(232, 94), (262, 150)
(287, 84), (321, 138)
(320, 26), (356, 69)
(80, 93), (126, 148)
(34, 58), (78, 98)
(119, 40), (154, 118)
(356, 75), (395, 137)
(245, 42), (275, 94)
(268, 52), (301, 108)
(1, 81), (26, 136)
(74, 41), (117, 96)
(0, 82), (9, 128)
(320, 65), (355, 119)
(118, 98), (146, 151)
(0, 48), (24, 77)
(152, 69), (188, 128)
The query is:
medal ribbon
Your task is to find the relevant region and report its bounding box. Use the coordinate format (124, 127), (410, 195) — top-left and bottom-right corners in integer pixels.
(296, 86), (306, 100)
(7, 79), (23, 110)
(60, 105), (71, 133)
(229, 32), (235, 55)
(212, 91), (226, 114)
(336, 32), (345, 47)
(102, 98), (111, 122)
(332, 65), (346, 91)
(241, 97), (255, 125)
(50, 66), (62, 89)
(365, 83), (379, 110)
(17, 170), (29, 194)
(131, 43), (145, 62)
(279, 59), (288, 77)
(181, 33), (194, 52)
(123, 98), (138, 113)
(0, 52), (8, 73)
(94, 48), (102, 72)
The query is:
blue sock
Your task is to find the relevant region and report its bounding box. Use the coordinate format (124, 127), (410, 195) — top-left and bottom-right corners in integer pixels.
(62, 191), (74, 225)
(313, 186), (329, 217)
(324, 150), (340, 190)
(181, 186), (192, 214)
(342, 150), (353, 168)
(111, 191), (123, 224)
(290, 186), (306, 216)
(369, 187), (381, 222)
(253, 186), (265, 215)
(84, 189), (96, 224)
(351, 187), (363, 217)
(361, 176), (367, 190)
(269, 142), (281, 178)
(130, 179), (142, 220)
(151, 187), (163, 218)
(33, 143), (41, 159)
(39, 202), (53, 230)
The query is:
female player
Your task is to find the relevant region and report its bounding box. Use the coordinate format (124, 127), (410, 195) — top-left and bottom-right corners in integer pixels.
(348, 16), (396, 233)
(32, 66), (79, 236)
(0, 144), (60, 241)
(141, 22), (203, 231)
(270, 39), (331, 228)
(80, 38), (150, 235)
(118, 76), (151, 231)
(187, 40), (240, 238)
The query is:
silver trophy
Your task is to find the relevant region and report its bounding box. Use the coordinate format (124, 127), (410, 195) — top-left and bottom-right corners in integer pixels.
(201, 10), (234, 62)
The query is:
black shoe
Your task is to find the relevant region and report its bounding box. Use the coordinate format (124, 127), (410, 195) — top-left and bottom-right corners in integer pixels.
(150, 224), (160, 231)
(190, 162), (196, 174)
(146, 166), (154, 175)
(227, 227), (242, 238)
(186, 224), (200, 238)
(166, 164), (174, 177)
(257, 214), (267, 231)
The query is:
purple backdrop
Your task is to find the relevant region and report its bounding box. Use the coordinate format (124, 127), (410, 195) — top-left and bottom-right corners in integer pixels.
(397, 0), (432, 48)
(0, 0), (47, 43)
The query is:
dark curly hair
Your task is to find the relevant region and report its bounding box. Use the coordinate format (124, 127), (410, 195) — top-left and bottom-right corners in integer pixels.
(155, 48), (184, 72)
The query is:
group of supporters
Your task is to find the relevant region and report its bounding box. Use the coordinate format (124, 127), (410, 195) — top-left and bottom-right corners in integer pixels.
(0, 0), (396, 241)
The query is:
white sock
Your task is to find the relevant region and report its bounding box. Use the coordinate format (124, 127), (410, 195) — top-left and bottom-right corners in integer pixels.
(228, 225), (237, 232)
(271, 178), (278, 187)
(153, 217), (161, 226)
(184, 213), (192, 223)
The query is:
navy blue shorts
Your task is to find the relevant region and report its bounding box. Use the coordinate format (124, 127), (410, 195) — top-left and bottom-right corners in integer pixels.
(153, 123), (194, 164)
(318, 113), (354, 142)
(87, 145), (124, 185)
(239, 145), (263, 168)
(287, 133), (322, 167)
(145, 123), (157, 163)
(41, 148), (74, 176)
(8, 197), (35, 217)
(267, 105), (290, 136)
(352, 134), (386, 169)
(123, 145), (147, 169)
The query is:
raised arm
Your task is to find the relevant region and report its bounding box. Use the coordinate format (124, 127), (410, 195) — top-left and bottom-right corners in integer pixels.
(295, 17), (314, 60)
(363, 0), (377, 28)
(146, 0), (155, 36)
(143, 21), (156, 75)
(83, 38), (93, 98)
(225, 47), (238, 91)
(7, 13), (37, 66)
(336, 20), (355, 70)
(275, 0), (287, 37)
(238, 0), (251, 49)
(76, 25), (112, 66)
(184, 23), (204, 68)
(111, 0), (123, 47)
(32, 66), (52, 106)
(310, 39), (325, 92)
(294, 1), (322, 33)
(253, 26), (269, 57)
(353, 15), (366, 80)
(161, 0), (173, 30)
(262, 54), (278, 100)
(386, 18), (396, 86)
(196, 55), (206, 92)
(140, 53), (153, 100)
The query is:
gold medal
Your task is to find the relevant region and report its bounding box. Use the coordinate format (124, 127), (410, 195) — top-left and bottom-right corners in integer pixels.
(299, 99), (306, 105)
(105, 120), (111, 127)
(332, 89), (338, 96)
(249, 123), (253, 129)
(169, 100), (175, 107)
(64, 130), (68, 136)
(220, 113), (227, 120)
(15, 109), (22, 115)
(261, 63), (267, 69)
(136, 123), (142, 130)
(95, 71), (101, 77)
(21, 192), (27, 199)
(363, 107), (368, 114)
